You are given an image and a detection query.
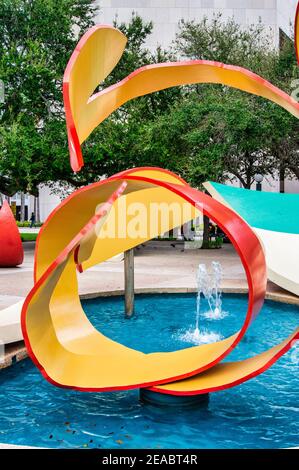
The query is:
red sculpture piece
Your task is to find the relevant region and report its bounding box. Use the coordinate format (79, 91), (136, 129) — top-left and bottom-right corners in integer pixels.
(0, 200), (24, 267)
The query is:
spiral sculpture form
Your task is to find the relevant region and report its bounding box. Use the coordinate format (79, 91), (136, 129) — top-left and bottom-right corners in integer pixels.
(21, 23), (299, 395)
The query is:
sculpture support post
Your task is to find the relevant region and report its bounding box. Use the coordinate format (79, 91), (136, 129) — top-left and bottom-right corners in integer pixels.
(124, 248), (134, 317)
(140, 389), (209, 407)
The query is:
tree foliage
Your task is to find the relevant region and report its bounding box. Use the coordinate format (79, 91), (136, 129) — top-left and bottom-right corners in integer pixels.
(0, 7), (298, 197)
(0, 0), (97, 194)
(76, 14), (299, 191)
(167, 15), (299, 188)
(73, 13), (182, 187)
(175, 13), (274, 75)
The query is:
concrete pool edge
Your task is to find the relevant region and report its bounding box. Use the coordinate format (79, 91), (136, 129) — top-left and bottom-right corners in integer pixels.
(79, 285), (299, 306)
(0, 443), (46, 449)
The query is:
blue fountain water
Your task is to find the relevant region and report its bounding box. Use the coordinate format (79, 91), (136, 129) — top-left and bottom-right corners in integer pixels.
(0, 293), (298, 449)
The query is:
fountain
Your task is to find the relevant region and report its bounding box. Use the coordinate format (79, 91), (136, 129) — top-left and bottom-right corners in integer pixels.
(212, 261), (223, 315)
(141, 263), (224, 406)
(201, 261), (224, 319)
(181, 261), (224, 345)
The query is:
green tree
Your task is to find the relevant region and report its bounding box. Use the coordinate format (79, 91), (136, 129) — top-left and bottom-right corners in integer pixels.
(0, 9), (183, 195)
(138, 89), (279, 189)
(78, 14), (299, 191)
(175, 13), (274, 76)
(267, 32), (299, 190)
(172, 14), (299, 188)
(0, 0), (97, 195)
(72, 13), (182, 187)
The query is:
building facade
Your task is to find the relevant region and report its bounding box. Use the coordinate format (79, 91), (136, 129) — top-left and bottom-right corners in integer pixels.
(1, 188), (61, 224)
(96, 0), (297, 49)
(277, 0), (298, 38)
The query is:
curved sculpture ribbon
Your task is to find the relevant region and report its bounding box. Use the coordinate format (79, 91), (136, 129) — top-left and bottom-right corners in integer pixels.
(204, 182), (299, 297)
(63, 25), (299, 172)
(22, 166), (264, 391)
(21, 24), (299, 395)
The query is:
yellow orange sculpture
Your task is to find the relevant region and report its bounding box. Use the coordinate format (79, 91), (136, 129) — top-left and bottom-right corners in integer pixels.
(63, 26), (299, 173)
(21, 25), (298, 396)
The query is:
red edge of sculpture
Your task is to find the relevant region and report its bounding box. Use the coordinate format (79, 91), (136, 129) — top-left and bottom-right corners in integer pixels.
(63, 25), (299, 173)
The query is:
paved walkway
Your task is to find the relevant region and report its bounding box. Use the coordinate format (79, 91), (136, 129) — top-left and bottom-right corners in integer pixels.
(0, 241), (247, 309)
(1, 241), (298, 310)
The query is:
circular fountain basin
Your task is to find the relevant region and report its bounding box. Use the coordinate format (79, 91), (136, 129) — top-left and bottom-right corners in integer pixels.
(0, 293), (298, 449)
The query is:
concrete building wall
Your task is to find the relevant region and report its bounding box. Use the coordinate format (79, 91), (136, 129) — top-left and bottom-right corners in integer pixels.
(228, 174), (299, 194)
(277, 0), (297, 39)
(96, 0), (279, 50)
(38, 186), (61, 223)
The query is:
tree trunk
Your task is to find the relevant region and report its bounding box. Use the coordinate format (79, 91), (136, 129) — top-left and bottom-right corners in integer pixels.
(202, 214), (210, 249)
(20, 192), (25, 222)
(279, 165), (285, 193)
(245, 155), (253, 189)
(124, 248), (134, 317)
(34, 194), (40, 224)
(245, 172), (251, 189)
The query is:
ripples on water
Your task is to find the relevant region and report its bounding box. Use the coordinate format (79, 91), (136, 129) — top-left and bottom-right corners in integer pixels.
(0, 294), (298, 448)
